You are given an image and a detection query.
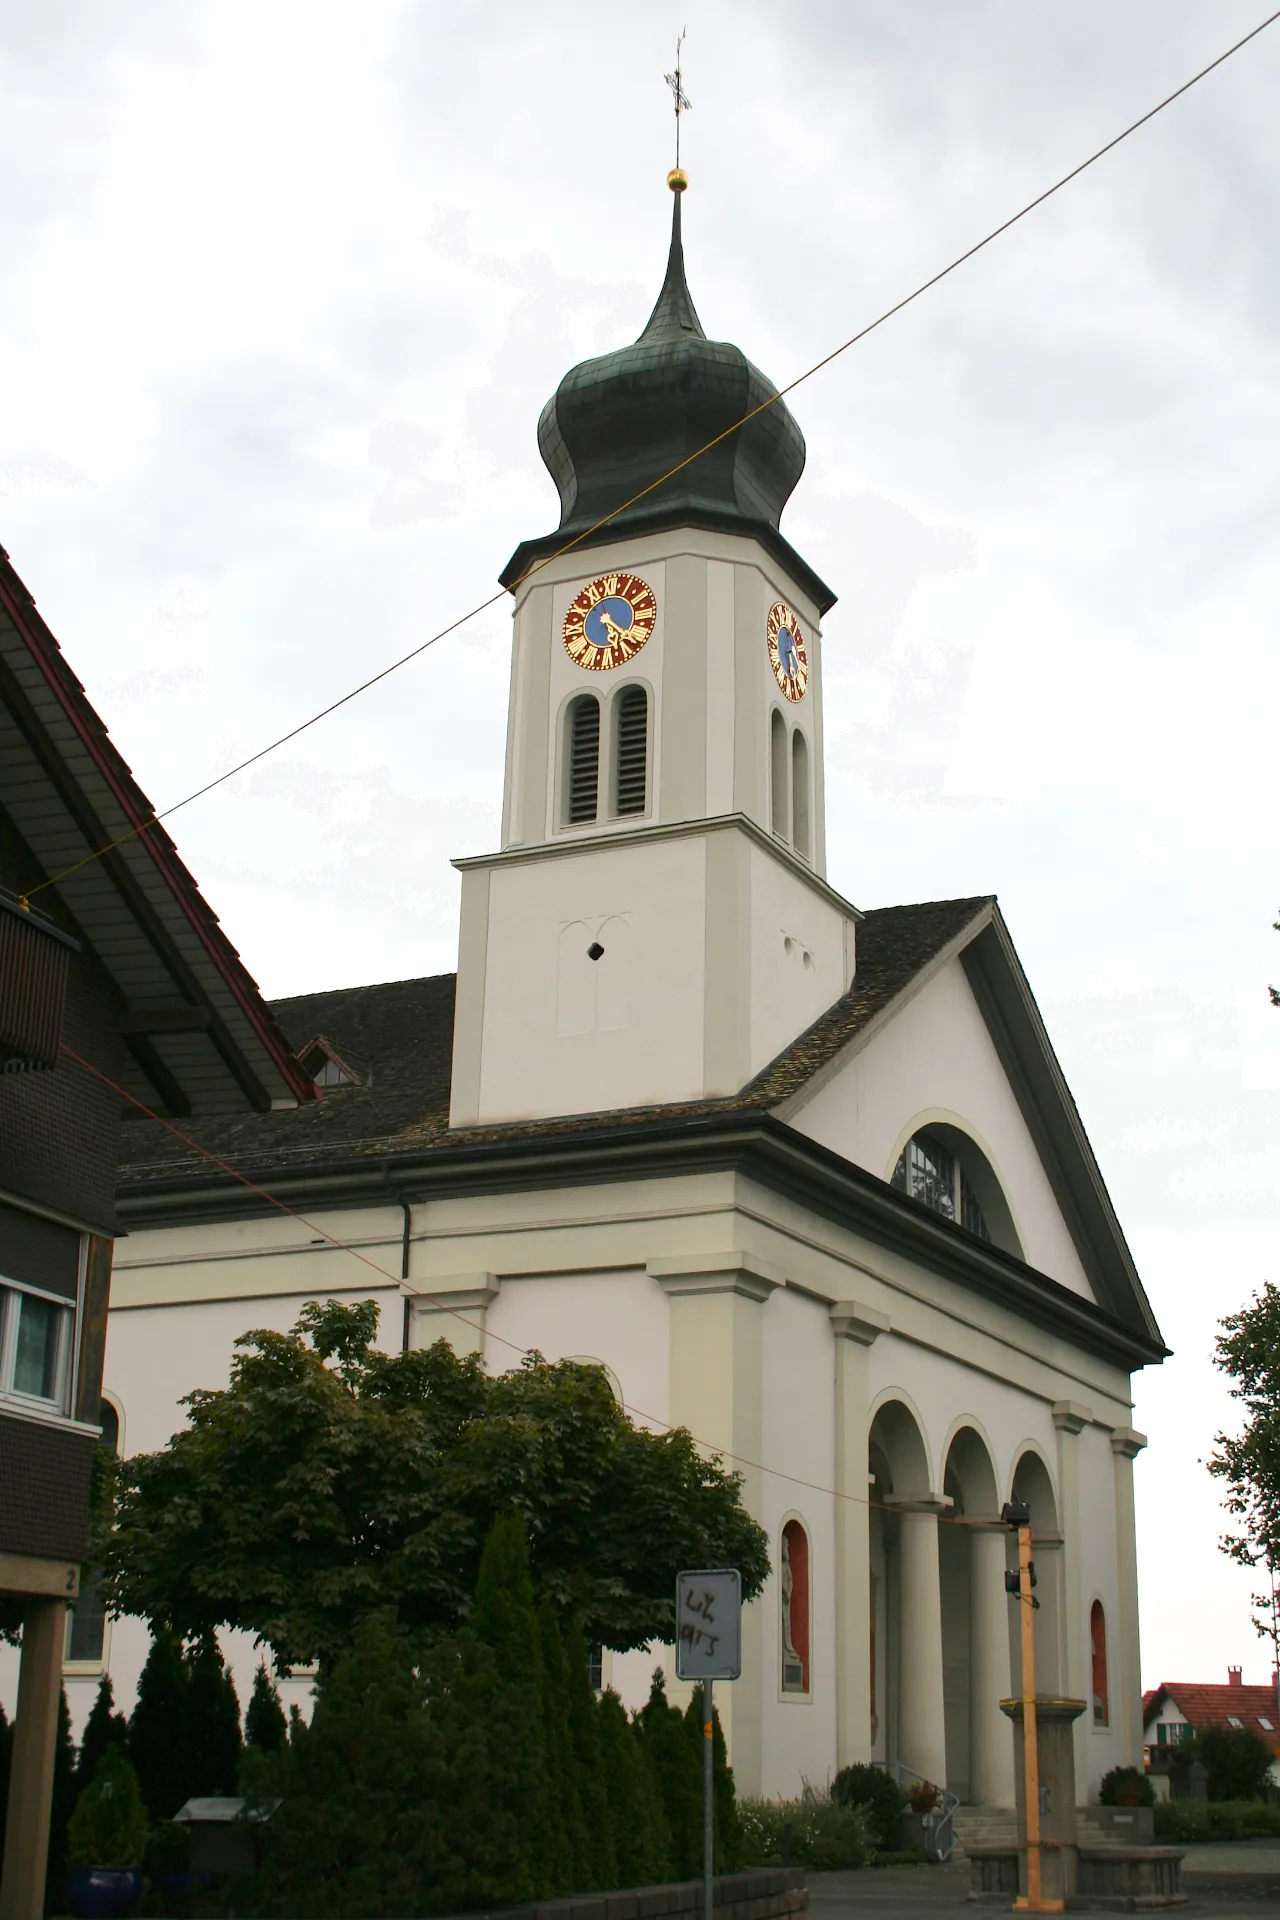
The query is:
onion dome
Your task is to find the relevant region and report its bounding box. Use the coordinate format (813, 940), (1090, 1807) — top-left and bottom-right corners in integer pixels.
(500, 184), (835, 613)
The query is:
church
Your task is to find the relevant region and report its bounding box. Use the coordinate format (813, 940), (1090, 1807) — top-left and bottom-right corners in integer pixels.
(72, 174), (1166, 1810)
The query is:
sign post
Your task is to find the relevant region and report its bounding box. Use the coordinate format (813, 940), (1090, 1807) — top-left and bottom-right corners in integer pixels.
(676, 1570), (742, 1920)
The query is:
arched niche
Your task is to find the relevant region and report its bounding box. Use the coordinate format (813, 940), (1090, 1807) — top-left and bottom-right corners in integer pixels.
(1090, 1600), (1109, 1727)
(779, 1515), (811, 1696)
(867, 1396), (933, 1766)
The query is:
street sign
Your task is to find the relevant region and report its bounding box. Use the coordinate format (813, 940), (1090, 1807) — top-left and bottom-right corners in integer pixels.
(675, 1567), (742, 1680)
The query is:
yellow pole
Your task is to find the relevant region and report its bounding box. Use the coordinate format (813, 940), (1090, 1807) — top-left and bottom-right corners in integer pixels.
(1013, 1520), (1061, 1915)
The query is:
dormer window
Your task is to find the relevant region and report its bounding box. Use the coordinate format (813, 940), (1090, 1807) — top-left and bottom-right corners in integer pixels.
(297, 1036), (363, 1094)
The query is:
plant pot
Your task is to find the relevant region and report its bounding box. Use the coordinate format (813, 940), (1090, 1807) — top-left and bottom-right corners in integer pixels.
(898, 1810), (935, 1855)
(66, 1867), (144, 1919)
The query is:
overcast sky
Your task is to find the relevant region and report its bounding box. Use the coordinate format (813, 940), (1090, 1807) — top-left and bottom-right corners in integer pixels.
(2, 0), (1279, 1690)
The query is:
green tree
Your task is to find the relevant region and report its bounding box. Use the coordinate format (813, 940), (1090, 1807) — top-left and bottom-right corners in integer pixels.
(1175, 1724), (1275, 1803)
(245, 1664), (289, 1753)
(103, 1301), (768, 1668)
(596, 1689), (669, 1886)
(250, 1612), (526, 1917)
(129, 1630), (190, 1819)
(681, 1689), (741, 1871)
(1209, 1283), (1280, 1659)
(0, 1700), (10, 1877)
(537, 1604), (585, 1891)
(77, 1676), (129, 1794)
(47, 1685), (78, 1893)
(471, 1514), (563, 1897)
(564, 1619), (616, 1891)
(66, 1748), (149, 1871)
(637, 1670), (702, 1879)
(185, 1636), (241, 1796)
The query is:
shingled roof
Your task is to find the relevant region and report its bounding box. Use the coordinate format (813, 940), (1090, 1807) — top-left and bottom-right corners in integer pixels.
(1144, 1679), (1280, 1755)
(116, 895), (990, 1184)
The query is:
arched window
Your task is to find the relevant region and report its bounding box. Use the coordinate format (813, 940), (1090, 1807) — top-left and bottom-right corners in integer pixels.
(65, 1397), (121, 1669)
(566, 695), (601, 825)
(780, 1518), (811, 1694)
(1091, 1601), (1109, 1726)
(770, 709), (788, 839)
(614, 686), (648, 816)
(790, 730), (810, 858)
(890, 1126), (1023, 1256)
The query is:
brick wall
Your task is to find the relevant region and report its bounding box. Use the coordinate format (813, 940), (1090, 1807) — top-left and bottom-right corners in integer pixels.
(0, 1410), (94, 1560)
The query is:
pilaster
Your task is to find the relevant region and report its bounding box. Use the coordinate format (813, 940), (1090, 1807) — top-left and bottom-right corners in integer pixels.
(829, 1300), (888, 1768)
(406, 1273), (500, 1360)
(1053, 1399), (1093, 1805)
(1109, 1426), (1147, 1767)
(652, 1252), (780, 1792)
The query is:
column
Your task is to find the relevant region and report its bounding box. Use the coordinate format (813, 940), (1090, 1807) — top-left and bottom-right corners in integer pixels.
(0, 1598), (67, 1920)
(969, 1525), (1016, 1806)
(651, 1251), (781, 1795)
(829, 1301), (888, 1769)
(893, 1501), (948, 1789)
(1110, 1427), (1147, 1768)
(407, 1273), (500, 1360)
(1053, 1399), (1093, 1806)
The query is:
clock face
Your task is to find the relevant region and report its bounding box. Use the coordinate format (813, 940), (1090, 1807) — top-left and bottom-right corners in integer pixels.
(767, 600), (808, 702)
(562, 572), (657, 671)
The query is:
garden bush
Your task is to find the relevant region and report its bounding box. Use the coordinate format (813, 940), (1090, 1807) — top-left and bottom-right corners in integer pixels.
(1153, 1799), (1280, 1843)
(739, 1789), (875, 1871)
(66, 1748), (150, 1869)
(1098, 1766), (1154, 1808)
(831, 1763), (907, 1851)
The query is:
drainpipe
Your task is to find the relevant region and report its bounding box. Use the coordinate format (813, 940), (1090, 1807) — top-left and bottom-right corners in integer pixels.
(380, 1157), (413, 1352)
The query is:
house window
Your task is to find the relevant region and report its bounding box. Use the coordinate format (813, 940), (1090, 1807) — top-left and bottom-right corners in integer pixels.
(892, 1131), (992, 1243)
(1259, 1716), (1276, 1731)
(587, 1642), (603, 1692)
(770, 709), (788, 838)
(566, 695), (601, 825)
(1091, 1601), (1109, 1726)
(614, 686), (648, 816)
(1156, 1721), (1192, 1745)
(1227, 1715), (1245, 1729)
(66, 1399), (122, 1669)
(0, 1281), (72, 1410)
(791, 731), (810, 859)
(780, 1518), (810, 1694)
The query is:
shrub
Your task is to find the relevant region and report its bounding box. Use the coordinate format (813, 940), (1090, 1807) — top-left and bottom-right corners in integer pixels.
(1199, 1724), (1274, 1803)
(1153, 1799), (1280, 1843)
(1099, 1766), (1154, 1808)
(739, 1790), (874, 1871)
(831, 1763), (908, 1851)
(66, 1748), (150, 1869)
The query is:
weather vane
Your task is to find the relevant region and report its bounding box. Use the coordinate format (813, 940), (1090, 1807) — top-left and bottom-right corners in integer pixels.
(664, 29), (691, 178)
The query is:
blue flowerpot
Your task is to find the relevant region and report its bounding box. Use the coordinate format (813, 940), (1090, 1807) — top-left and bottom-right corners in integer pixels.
(66, 1867), (144, 1918)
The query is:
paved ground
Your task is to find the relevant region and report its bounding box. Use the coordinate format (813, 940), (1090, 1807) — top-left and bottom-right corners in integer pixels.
(805, 1861), (1280, 1915)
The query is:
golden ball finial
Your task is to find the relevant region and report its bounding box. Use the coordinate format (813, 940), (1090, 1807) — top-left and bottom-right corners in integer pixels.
(667, 167), (688, 192)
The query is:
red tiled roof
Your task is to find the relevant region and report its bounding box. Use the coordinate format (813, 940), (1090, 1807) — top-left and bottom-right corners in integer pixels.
(1145, 1681), (1280, 1749)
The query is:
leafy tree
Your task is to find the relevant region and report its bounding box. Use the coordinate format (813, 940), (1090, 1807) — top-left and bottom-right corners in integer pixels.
(185, 1636), (241, 1797)
(1209, 1283), (1280, 1658)
(246, 1664), (289, 1753)
(77, 1676), (129, 1794)
(1172, 1724), (1275, 1803)
(129, 1630), (189, 1819)
(537, 1604), (586, 1890)
(103, 1301), (768, 1668)
(249, 1612), (526, 1917)
(596, 1688), (669, 1885)
(66, 1748), (149, 1870)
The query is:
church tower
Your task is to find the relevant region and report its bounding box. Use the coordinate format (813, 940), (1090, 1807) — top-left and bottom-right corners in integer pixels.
(449, 179), (860, 1127)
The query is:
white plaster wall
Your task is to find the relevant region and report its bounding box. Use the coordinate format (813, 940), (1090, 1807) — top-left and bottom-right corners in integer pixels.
(757, 1287), (839, 1797)
(482, 1267), (671, 1434)
(476, 833), (708, 1120)
(1074, 1420), (1127, 1792)
(791, 957), (1096, 1299)
(747, 843), (851, 1078)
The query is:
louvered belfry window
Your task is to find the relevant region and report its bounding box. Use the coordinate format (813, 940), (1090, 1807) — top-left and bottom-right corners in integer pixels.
(567, 695), (601, 824)
(615, 686), (648, 816)
(0, 893), (77, 1073)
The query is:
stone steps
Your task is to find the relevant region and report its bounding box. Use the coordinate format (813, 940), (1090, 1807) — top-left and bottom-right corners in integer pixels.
(950, 1808), (1144, 1861)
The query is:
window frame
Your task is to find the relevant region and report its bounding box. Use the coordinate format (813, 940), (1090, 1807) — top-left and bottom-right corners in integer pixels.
(0, 1271), (76, 1417)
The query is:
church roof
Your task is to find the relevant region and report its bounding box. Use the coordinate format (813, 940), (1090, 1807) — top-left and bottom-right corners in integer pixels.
(500, 188), (836, 615)
(114, 894), (1166, 1368)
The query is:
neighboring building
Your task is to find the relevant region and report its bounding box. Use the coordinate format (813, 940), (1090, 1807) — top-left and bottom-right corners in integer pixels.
(1143, 1667), (1280, 1774)
(91, 178), (1165, 1808)
(0, 544), (310, 1920)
